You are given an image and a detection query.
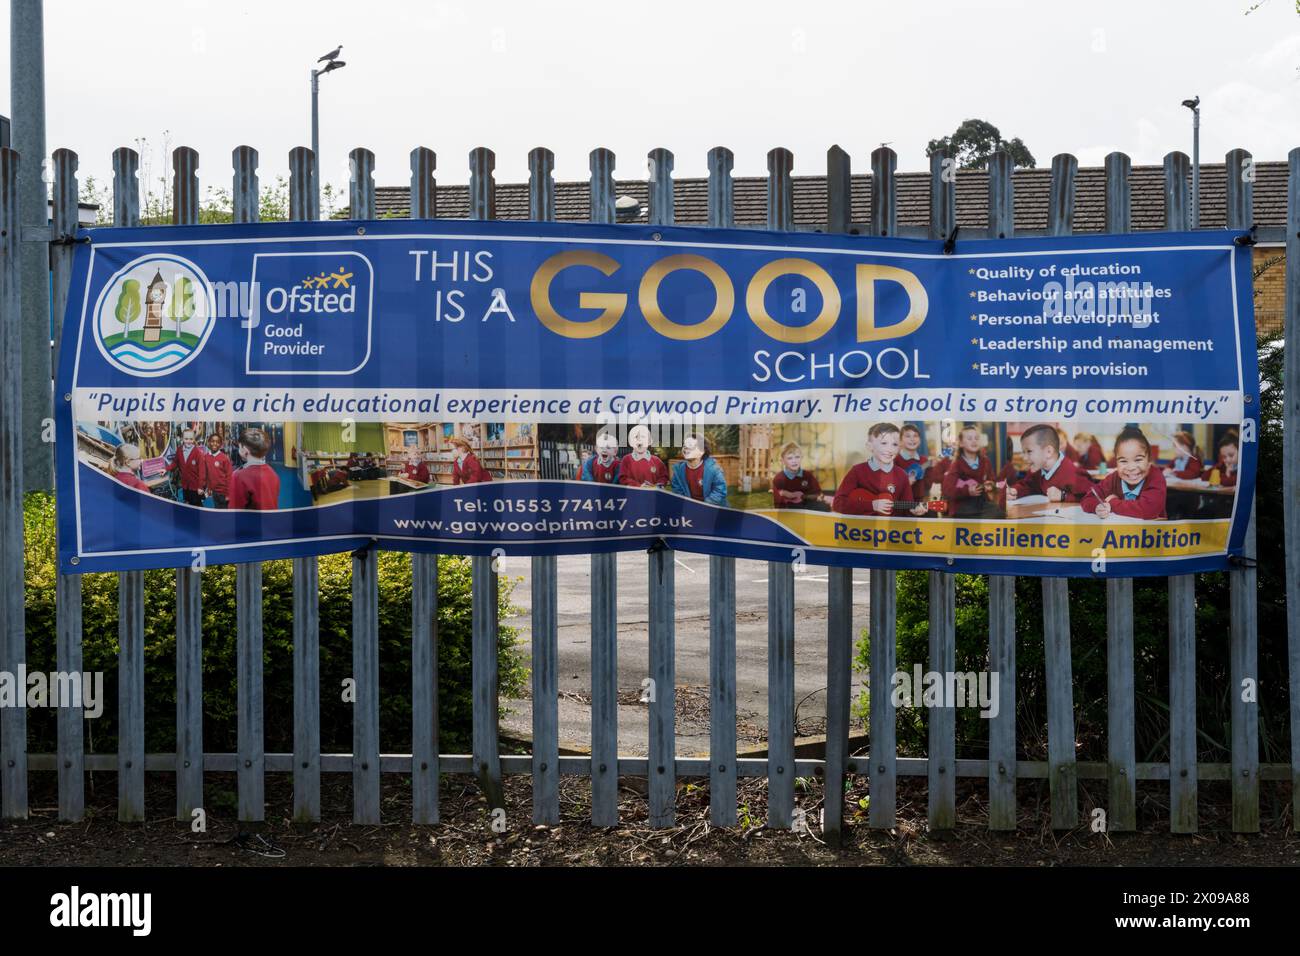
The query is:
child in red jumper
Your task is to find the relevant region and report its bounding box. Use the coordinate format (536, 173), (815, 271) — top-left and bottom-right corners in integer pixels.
(111, 443), (151, 493)
(229, 428), (281, 511)
(1162, 430), (1204, 480)
(450, 435), (492, 484)
(1212, 430), (1239, 488)
(1068, 432), (1104, 470)
(618, 424), (668, 488)
(166, 428), (208, 506)
(833, 424), (929, 517)
(581, 431), (622, 484)
(1080, 426), (1167, 520)
(897, 423), (929, 501)
(1006, 424), (1095, 504)
(941, 424), (995, 517)
(205, 433), (233, 509)
(398, 449), (431, 484)
(771, 442), (829, 510)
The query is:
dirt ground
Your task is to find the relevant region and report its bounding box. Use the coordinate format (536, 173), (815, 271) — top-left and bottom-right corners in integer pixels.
(3, 769), (1298, 867)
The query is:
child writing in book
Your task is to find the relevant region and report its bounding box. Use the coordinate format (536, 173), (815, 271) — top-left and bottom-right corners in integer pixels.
(398, 448), (430, 484)
(1080, 426), (1167, 520)
(111, 443), (151, 493)
(833, 423), (929, 517)
(771, 441), (829, 510)
(581, 430), (622, 484)
(1163, 430), (1204, 480)
(941, 424), (995, 517)
(1212, 430), (1239, 488)
(1005, 424), (1095, 504)
(229, 428), (281, 511)
(1068, 432), (1104, 470)
(619, 424), (668, 488)
(205, 432), (233, 509)
(670, 434), (729, 505)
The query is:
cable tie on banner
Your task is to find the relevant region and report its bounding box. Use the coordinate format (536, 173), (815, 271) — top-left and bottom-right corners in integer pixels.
(1228, 554), (1257, 569)
(647, 536), (670, 554)
(1233, 225), (1257, 246)
(351, 538), (378, 559)
(50, 232), (91, 246)
(943, 225), (959, 255)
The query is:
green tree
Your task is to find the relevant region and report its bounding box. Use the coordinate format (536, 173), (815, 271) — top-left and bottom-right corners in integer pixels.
(927, 118), (1036, 170)
(113, 279), (141, 334)
(165, 275), (195, 337)
(79, 175), (111, 225)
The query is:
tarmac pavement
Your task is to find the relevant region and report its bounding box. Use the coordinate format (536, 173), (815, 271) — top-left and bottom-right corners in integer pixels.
(499, 551), (872, 756)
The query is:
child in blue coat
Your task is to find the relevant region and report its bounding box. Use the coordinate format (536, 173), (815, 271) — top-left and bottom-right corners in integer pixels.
(670, 434), (728, 505)
(580, 430), (622, 483)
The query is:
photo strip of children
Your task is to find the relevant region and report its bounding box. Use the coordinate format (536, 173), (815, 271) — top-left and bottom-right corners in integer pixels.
(75, 417), (1243, 518)
(72, 414), (1242, 570)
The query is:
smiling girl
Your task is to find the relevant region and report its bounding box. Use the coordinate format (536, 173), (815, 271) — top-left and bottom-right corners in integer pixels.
(940, 423), (995, 518)
(111, 443), (151, 493)
(1080, 426), (1167, 520)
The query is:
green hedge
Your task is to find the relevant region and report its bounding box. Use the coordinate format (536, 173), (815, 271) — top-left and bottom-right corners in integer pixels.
(22, 493), (527, 756)
(854, 339), (1291, 764)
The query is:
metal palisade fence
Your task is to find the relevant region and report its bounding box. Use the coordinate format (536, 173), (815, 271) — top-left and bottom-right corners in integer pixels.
(0, 139), (1296, 841)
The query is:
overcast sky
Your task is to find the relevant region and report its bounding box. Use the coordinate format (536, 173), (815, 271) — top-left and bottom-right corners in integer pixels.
(3, 0), (1299, 195)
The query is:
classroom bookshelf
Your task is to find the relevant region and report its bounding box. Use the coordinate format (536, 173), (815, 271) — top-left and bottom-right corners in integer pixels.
(480, 425), (539, 481)
(379, 421), (539, 485)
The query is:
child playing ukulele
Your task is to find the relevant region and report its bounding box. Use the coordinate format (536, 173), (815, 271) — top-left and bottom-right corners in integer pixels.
(832, 423), (929, 517)
(941, 424), (995, 518)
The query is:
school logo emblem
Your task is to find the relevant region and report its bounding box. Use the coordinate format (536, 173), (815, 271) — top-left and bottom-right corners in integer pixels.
(93, 255), (216, 377)
(887, 483), (896, 494)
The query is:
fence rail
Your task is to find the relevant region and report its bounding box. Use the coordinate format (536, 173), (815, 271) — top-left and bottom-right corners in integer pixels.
(0, 139), (1295, 837)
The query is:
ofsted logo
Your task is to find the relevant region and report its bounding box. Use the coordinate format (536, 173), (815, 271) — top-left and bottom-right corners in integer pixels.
(246, 250), (374, 376)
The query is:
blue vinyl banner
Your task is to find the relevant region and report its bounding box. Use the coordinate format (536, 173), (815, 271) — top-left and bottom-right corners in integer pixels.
(55, 218), (1258, 576)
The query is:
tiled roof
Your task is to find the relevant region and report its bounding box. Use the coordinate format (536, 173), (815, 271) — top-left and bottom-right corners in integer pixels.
(350, 161), (1290, 233)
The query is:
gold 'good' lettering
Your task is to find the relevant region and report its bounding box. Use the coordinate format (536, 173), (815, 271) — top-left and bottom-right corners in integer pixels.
(745, 258), (840, 343)
(528, 250), (929, 343)
(856, 264), (928, 341)
(638, 254), (735, 341)
(530, 250), (627, 338)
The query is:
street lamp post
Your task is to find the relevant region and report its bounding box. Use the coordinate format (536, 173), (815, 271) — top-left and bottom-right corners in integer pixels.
(1182, 95), (1200, 229)
(311, 46), (346, 214)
